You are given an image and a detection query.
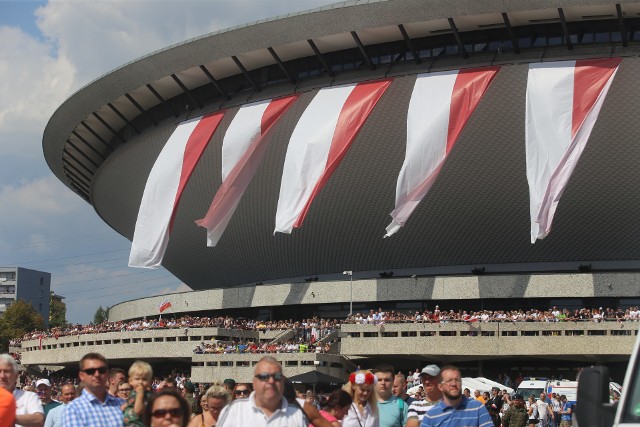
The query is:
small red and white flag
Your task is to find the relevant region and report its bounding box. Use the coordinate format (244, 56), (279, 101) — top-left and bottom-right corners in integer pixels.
(274, 79), (392, 234)
(385, 67), (499, 237)
(129, 112), (224, 268)
(526, 58), (621, 242)
(196, 95), (298, 246)
(158, 299), (172, 313)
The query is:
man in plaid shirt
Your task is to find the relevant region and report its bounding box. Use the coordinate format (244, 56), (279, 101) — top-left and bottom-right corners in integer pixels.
(62, 352), (124, 426)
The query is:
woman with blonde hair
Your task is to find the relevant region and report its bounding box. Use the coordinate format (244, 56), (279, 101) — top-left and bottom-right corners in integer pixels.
(341, 370), (379, 427)
(187, 384), (230, 427)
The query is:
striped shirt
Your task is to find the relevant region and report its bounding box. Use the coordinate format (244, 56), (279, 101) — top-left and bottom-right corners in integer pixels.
(408, 398), (439, 422)
(419, 396), (493, 427)
(61, 389), (124, 427)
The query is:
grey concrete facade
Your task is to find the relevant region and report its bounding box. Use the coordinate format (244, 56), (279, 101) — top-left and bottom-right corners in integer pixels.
(108, 272), (640, 322)
(19, 322), (637, 381)
(0, 267), (50, 328)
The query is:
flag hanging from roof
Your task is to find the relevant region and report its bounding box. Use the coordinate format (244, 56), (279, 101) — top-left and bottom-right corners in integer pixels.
(129, 112), (224, 268)
(158, 299), (172, 313)
(195, 95), (298, 246)
(274, 79), (392, 234)
(385, 67), (500, 237)
(526, 58), (621, 243)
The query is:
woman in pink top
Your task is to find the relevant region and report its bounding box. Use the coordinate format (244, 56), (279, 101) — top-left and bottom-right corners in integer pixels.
(309, 389), (352, 427)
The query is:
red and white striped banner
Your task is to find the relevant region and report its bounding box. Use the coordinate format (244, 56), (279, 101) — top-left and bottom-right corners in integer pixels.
(274, 79), (392, 234)
(526, 58), (621, 243)
(129, 113), (224, 268)
(196, 96), (298, 246)
(385, 67), (499, 237)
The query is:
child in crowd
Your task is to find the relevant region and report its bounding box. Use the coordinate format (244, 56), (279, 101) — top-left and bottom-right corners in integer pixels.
(121, 360), (153, 426)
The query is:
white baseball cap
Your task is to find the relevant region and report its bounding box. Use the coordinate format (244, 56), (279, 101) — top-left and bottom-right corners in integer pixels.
(36, 379), (51, 388)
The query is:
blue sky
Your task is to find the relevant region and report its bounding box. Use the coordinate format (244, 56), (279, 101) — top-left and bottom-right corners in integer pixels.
(0, 0), (338, 324)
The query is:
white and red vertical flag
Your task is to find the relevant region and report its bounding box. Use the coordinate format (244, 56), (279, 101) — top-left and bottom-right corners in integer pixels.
(274, 79), (392, 234)
(526, 58), (621, 243)
(195, 95), (298, 246)
(158, 299), (172, 313)
(129, 112), (224, 268)
(385, 67), (500, 237)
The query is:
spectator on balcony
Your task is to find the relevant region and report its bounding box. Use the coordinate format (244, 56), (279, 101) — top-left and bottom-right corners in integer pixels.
(44, 382), (76, 427)
(62, 352), (124, 426)
(406, 365), (442, 427)
(374, 364), (407, 427)
(0, 353), (44, 427)
(35, 379), (60, 418)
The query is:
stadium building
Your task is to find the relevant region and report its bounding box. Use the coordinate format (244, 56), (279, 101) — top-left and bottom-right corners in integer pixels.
(35, 0), (640, 380)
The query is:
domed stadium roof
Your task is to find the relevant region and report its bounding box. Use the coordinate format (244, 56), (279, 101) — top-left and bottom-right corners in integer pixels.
(43, 0), (640, 290)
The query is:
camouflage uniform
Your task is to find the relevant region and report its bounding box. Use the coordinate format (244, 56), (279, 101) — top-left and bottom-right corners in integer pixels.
(502, 405), (529, 427)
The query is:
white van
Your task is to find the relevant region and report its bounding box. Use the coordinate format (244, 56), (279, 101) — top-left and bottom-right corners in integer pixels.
(576, 327), (640, 427)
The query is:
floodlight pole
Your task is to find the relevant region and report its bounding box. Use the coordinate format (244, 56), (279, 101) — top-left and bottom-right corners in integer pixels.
(343, 271), (353, 316)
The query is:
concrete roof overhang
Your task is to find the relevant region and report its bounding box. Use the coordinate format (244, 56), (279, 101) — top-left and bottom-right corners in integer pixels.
(42, 0), (640, 290)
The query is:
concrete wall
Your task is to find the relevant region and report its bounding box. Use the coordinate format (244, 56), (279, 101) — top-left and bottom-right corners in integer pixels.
(21, 327), (259, 365)
(191, 353), (348, 383)
(340, 322), (638, 360)
(109, 272), (640, 322)
(20, 322), (638, 367)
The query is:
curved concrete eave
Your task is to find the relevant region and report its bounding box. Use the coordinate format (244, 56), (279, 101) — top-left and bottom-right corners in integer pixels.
(42, 0), (630, 188)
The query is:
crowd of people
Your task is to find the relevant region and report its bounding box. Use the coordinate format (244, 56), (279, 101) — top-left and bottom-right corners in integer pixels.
(0, 350), (576, 427)
(20, 305), (638, 344)
(345, 306), (640, 324)
(21, 316), (341, 342)
(193, 339), (334, 354)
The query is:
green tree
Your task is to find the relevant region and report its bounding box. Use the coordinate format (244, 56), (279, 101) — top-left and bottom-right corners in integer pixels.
(0, 299), (44, 352)
(49, 291), (67, 328)
(93, 306), (109, 325)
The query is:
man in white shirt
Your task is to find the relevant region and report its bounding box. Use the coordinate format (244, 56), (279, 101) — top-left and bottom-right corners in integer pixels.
(44, 383), (76, 427)
(537, 392), (554, 427)
(217, 356), (306, 427)
(0, 354), (44, 427)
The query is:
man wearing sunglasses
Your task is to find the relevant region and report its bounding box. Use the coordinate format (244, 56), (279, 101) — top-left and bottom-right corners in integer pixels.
(62, 352), (124, 426)
(217, 356), (306, 426)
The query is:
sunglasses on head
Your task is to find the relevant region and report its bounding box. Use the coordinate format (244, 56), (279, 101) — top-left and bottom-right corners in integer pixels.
(234, 389), (250, 396)
(81, 367), (108, 375)
(254, 372), (283, 382)
(152, 408), (183, 418)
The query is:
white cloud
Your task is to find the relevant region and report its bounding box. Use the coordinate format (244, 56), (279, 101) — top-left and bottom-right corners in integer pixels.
(1, 0), (337, 324)
(0, 26), (74, 135)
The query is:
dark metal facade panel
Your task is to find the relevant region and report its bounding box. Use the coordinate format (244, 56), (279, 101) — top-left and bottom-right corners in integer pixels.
(43, 0), (636, 185)
(91, 58), (640, 290)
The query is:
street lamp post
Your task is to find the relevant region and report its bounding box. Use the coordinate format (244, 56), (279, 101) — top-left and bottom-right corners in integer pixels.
(343, 271), (353, 316)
